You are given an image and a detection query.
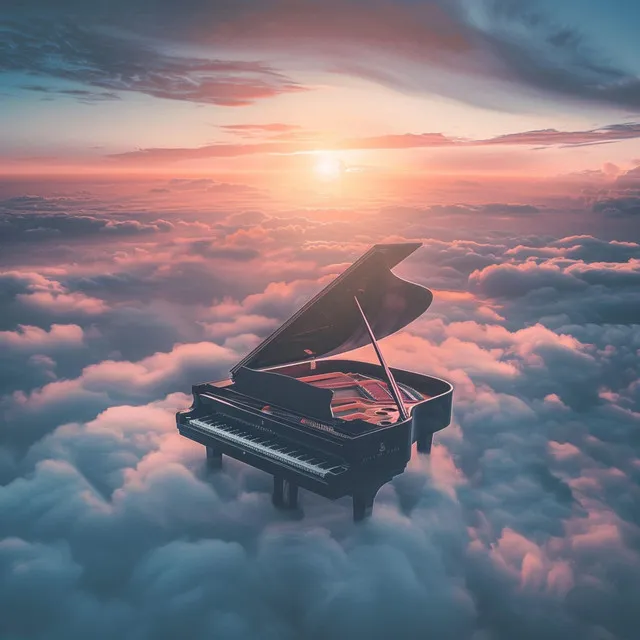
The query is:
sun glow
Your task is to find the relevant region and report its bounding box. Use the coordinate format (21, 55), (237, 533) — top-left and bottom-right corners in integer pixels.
(314, 152), (343, 181)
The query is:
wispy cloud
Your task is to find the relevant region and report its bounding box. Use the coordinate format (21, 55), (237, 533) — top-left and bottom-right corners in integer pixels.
(221, 123), (303, 136)
(20, 84), (121, 103)
(109, 122), (640, 163)
(0, 20), (307, 106)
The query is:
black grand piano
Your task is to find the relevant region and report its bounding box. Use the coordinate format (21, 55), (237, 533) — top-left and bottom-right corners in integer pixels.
(177, 243), (453, 520)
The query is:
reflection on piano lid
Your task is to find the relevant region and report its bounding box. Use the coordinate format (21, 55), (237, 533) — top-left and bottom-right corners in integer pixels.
(230, 243), (433, 375)
(176, 242), (454, 521)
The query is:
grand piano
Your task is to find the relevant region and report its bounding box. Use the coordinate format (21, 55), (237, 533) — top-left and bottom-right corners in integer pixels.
(177, 243), (453, 520)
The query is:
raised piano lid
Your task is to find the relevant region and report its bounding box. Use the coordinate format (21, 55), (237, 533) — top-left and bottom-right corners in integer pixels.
(231, 242), (432, 376)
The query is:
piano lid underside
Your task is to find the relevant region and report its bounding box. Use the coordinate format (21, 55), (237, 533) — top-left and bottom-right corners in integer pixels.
(232, 245), (432, 374)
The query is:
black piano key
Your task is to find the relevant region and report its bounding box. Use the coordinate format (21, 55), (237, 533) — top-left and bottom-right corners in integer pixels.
(187, 414), (350, 480)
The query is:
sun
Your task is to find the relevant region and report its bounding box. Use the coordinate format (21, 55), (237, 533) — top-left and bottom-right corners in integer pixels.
(314, 152), (343, 181)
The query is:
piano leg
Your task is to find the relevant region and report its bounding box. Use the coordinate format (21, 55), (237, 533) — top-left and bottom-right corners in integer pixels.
(272, 476), (299, 510)
(417, 431), (433, 454)
(284, 480), (298, 509)
(353, 488), (379, 522)
(206, 445), (222, 470)
(272, 476), (284, 507)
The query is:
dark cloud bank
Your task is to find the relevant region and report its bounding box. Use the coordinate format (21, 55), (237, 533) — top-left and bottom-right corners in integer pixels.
(1, 188), (640, 640)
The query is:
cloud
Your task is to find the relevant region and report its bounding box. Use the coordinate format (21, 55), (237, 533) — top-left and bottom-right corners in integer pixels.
(593, 197), (640, 217)
(0, 202), (176, 245)
(479, 123), (640, 148)
(1, 341), (240, 454)
(0, 270), (108, 322)
(468, 239), (640, 328)
(110, 122), (640, 163)
(0, 20), (306, 107)
(506, 236), (640, 263)
(470, 261), (588, 298)
(463, 0), (640, 110)
(2, 313), (639, 638)
(2, 184), (640, 639)
(109, 141), (306, 163)
(192, 0), (640, 111)
(0, 324), (86, 398)
(4, 0), (640, 114)
(19, 84), (121, 104)
(221, 123), (303, 138)
(159, 179), (264, 198)
(0, 324), (84, 351)
(614, 166), (640, 193)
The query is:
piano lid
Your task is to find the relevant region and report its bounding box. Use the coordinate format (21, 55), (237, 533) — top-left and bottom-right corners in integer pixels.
(231, 243), (432, 376)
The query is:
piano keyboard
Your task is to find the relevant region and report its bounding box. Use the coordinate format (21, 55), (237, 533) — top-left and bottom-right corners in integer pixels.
(188, 417), (348, 479)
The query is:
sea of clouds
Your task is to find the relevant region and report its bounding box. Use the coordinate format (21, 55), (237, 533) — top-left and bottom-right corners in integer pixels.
(1, 178), (639, 640)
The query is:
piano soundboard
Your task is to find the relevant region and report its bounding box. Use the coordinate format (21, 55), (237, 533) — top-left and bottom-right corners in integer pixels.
(298, 371), (426, 425)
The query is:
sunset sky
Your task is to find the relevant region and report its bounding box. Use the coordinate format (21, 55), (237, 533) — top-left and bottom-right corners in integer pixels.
(3, 0), (640, 201)
(1, 2), (640, 640)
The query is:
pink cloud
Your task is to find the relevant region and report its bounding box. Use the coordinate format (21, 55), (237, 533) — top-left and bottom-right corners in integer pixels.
(0, 324), (84, 351)
(548, 441), (582, 461)
(17, 291), (107, 316)
(571, 523), (623, 553)
(109, 123), (640, 164)
(201, 314), (279, 342)
(488, 528), (575, 595)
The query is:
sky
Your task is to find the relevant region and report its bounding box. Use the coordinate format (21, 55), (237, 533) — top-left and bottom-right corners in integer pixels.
(2, 0), (640, 190)
(1, 1), (640, 639)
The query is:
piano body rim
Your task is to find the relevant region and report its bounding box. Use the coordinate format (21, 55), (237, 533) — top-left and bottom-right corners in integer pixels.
(178, 358), (453, 488)
(178, 362), (452, 518)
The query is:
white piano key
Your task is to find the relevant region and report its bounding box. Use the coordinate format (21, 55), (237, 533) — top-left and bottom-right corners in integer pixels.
(189, 417), (343, 479)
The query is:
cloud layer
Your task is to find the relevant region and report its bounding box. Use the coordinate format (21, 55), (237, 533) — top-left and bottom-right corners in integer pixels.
(1, 178), (639, 638)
